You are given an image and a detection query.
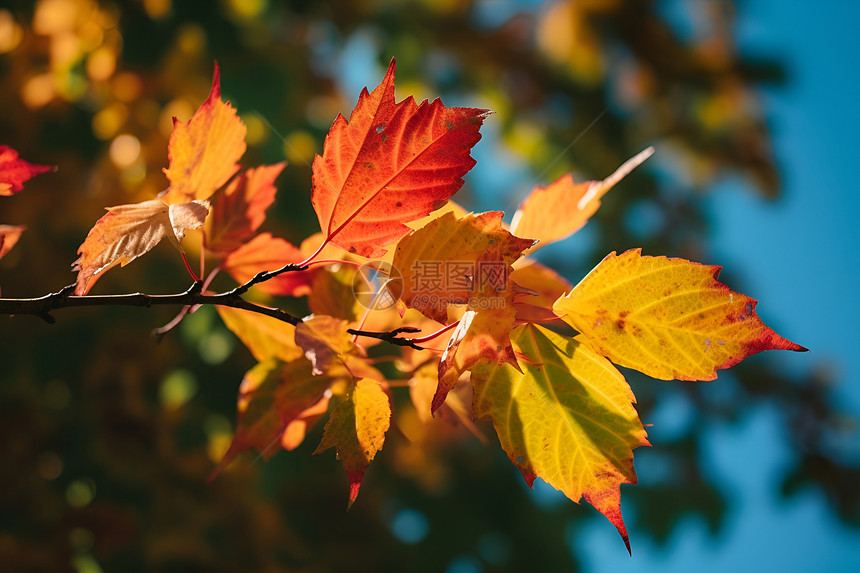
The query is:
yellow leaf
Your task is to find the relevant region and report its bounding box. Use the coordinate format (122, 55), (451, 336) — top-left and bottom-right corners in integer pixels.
(472, 324), (649, 552)
(553, 249), (807, 381)
(315, 378), (391, 507)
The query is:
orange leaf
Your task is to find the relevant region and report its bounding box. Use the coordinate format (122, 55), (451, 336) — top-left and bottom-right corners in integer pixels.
(553, 249), (807, 380)
(510, 147), (654, 251)
(72, 199), (209, 295)
(436, 303), (519, 413)
(213, 358), (341, 477)
(311, 58), (490, 258)
(409, 358), (486, 442)
(220, 232), (312, 297)
(0, 224), (26, 261)
(0, 145), (53, 196)
(281, 394), (331, 451)
(206, 163), (285, 254)
(161, 63), (247, 205)
(314, 378), (391, 507)
(510, 258), (573, 323)
(216, 306), (304, 363)
(391, 211), (535, 323)
(295, 315), (360, 375)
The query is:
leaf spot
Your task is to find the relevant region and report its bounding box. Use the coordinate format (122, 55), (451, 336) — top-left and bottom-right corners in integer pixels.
(376, 124), (386, 133)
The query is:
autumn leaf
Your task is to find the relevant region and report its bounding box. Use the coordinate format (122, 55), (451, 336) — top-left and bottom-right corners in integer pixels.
(294, 315), (359, 375)
(510, 148), (654, 251)
(433, 247), (524, 412)
(205, 163), (285, 254)
(0, 225), (26, 261)
(510, 258), (574, 323)
(409, 358), (485, 441)
(220, 232), (312, 297)
(73, 199), (209, 295)
(161, 63), (247, 205)
(315, 378), (391, 507)
(216, 305), (304, 363)
(471, 324), (649, 553)
(391, 211), (535, 323)
(553, 249), (807, 381)
(281, 394), (331, 451)
(436, 303), (519, 413)
(311, 58), (490, 258)
(213, 358), (342, 477)
(0, 145), (53, 196)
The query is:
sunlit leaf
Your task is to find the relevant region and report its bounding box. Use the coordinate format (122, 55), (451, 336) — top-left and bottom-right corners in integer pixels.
(311, 58), (490, 258)
(213, 358), (342, 477)
(216, 305), (304, 363)
(510, 148), (654, 251)
(161, 63), (247, 205)
(220, 232), (311, 297)
(553, 249), (807, 380)
(315, 378), (391, 507)
(72, 199), (209, 295)
(391, 211), (535, 323)
(206, 162), (285, 254)
(295, 315), (359, 375)
(472, 324), (649, 552)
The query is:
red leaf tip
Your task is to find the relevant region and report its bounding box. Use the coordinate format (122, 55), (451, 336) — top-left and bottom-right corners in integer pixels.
(209, 61), (221, 101)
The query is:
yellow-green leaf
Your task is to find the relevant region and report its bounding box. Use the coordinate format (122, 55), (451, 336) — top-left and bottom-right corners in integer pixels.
(553, 249), (807, 381)
(315, 378), (391, 507)
(471, 324), (648, 552)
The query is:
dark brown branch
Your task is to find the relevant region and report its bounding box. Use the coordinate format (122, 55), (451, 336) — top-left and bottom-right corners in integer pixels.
(233, 263), (309, 295)
(0, 281), (431, 351)
(0, 281), (302, 326)
(347, 326), (424, 350)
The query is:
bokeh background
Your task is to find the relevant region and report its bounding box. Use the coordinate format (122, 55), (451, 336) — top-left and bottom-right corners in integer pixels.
(1, 0), (858, 571)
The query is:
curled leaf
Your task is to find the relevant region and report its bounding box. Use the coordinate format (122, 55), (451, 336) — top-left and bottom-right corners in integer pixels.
(73, 199), (209, 295)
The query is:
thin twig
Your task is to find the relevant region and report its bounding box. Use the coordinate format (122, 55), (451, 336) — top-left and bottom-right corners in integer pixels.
(346, 326), (424, 350)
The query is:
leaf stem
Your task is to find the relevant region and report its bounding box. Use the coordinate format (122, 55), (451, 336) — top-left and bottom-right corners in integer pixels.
(180, 252), (201, 282)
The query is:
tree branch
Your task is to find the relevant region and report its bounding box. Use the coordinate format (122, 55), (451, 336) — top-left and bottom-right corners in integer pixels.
(0, 279), (433, 351)
(346, 326), (425, 350)
(0, 281), (302, 326)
